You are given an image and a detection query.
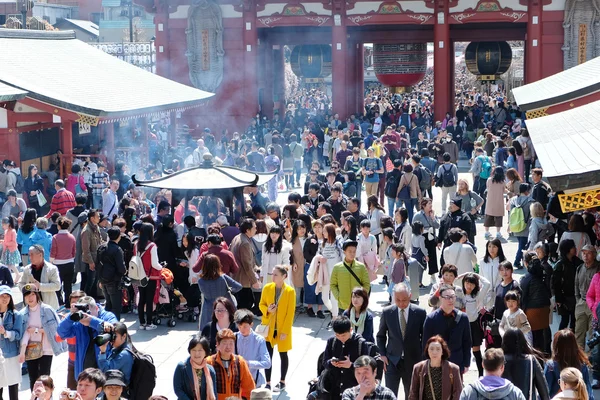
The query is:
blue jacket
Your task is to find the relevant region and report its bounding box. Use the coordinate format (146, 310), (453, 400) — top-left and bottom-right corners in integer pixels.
(173, 357), (217, 400)
(29, 227), (52, 261)
(0, 310), (22, 357)
(16, 228), (33, 255)
(20, 303), (66, 356)
(423, 308), (472, 370)
(57, 306), (117, 377)
(98, 343), (134, 385)
(544, 360), (594, 400)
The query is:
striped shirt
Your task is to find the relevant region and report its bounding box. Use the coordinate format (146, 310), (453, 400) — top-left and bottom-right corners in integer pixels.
(45, 188), (76, 218)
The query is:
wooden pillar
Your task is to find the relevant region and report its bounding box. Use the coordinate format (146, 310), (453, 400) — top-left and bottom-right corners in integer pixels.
(61, 121), (74, 176)
(433, 0), (450, 122)
(332, 14), (348, 119)
(243, 2), (259, 115)
(105, 122), (115, 174)
(346, 41), (357, 117)
(526, 0), (543, 83)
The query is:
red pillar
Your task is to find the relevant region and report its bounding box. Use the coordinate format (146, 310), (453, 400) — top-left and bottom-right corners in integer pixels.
(332, 19), (348, 119)
(346, 41), (357, 116)
(273, 46), (286, 117)
(243, 4), (259, 115)
(61, 121), (74, 176)
(154, 3), (170, 78)
(526, 0), (543, 83)
(105, 122), (115, 174)
(6, 127), (20, 167)
(262, 41), (274, 119)
(433, 0), (450, 122)
(449, 41), (456, 115)
(357, 43), (364, 115)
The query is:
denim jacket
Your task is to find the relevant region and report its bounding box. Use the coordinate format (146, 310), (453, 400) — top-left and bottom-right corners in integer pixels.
(19, 303), (67, 356)
(0, 310), (23, 358)
(98, 343), (134, 384)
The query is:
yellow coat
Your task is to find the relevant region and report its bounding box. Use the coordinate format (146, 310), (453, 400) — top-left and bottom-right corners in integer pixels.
(259, 282), (296, 352)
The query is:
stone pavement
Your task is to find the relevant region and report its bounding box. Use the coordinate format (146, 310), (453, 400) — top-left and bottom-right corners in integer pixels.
(13, 159), (600, 399)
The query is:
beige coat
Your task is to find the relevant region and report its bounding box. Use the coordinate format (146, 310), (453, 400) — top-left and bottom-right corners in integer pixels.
(19, 261), (62, 310)
(397, 171), (422, 200)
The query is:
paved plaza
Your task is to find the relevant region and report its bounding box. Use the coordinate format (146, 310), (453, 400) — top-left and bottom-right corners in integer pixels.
(12, 160), (599, 399)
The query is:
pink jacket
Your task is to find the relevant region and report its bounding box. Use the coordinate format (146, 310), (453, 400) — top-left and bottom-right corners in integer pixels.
(3, 228), (17, 252)
(307, 255), (330, 295)
(65, 173), (87, 195)
(586, 272), (600, 317)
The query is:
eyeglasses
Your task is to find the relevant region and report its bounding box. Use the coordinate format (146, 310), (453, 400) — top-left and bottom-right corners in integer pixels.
(441, 295), (456, 300)
(214, 308), (228, 313)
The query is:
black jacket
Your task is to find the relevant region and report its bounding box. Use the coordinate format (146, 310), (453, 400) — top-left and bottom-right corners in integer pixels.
(438, 209), (472, 245)
(23, 175), (44, 200)
(99, 241), (126, 283)
(521, 260), (551, 310)
(502, 355), (550, 400)
(532, 181), (551, 210)
(322, 333), (381, 400)
(552, 256), (582, 303)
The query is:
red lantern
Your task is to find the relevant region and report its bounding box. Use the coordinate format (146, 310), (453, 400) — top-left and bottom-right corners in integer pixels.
(373, 43), (427, 87)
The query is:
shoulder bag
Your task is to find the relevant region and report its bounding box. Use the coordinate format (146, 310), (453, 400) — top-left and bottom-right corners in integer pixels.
(25, 332), (44, 361)
(223, 275), (238, 307)
(528, 355), (534, 400)
(427, 361), (437, 400)
(344, 262), (363, 287)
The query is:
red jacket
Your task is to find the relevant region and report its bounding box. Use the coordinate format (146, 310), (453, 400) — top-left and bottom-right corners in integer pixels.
(193, 245), (239, 276)
(586, 271), (600, 317)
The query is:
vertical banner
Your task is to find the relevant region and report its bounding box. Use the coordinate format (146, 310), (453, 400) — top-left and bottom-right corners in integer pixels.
(578, 24), (587, 65)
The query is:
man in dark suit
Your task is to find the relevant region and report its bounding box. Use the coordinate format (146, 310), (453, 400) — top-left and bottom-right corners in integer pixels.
(422, 285), (472, 374)
(376, 282), (427, 398)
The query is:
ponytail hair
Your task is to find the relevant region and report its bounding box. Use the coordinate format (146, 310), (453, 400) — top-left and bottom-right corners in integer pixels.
(559, 367), (588, 400)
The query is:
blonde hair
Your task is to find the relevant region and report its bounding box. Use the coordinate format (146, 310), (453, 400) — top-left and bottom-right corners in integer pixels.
(529, 202), (545, 219)
(560, 367), (588, 400)
(457, 178), (470, 192)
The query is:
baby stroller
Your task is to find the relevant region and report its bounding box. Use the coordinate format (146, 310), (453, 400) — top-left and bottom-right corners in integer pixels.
(152, 269), (178, 328)
(480, 311), (501, 349)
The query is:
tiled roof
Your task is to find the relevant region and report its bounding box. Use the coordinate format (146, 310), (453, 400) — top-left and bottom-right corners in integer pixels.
(512, 56), (600, 111)
(99, 19), (154, 29)
(64, 19), (99, 36)
(525, 99), (600, 192)
(0, 81), (27, 102)
(0, 29), (213, 118)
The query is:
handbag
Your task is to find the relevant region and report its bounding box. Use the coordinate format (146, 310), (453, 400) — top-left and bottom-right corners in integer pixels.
(255, 324), (269, 338)
(25, 333), (43, 361)
(397, 176), (414, 201)
(223, 276), (237, 307)
(36, 191), (47, 207)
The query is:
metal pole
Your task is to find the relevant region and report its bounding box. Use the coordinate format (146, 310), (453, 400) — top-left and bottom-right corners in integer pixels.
(21, 3), (26, 29)
(128, 0), (133, 42)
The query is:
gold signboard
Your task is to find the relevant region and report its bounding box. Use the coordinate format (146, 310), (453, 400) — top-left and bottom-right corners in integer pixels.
(559, 188), (600, 213)
(578, 24), (587, 65)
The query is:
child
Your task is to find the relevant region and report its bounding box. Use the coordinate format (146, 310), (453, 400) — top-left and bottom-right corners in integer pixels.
(379, 228), (394, 287)
(0, 216), (20, 283)
(411, 221), (429, 288)
(456, 272), (491, 377)
(388, 243), (408, 301)
(499, 290), (532, 342)
(357, 220), (378, 282)
(358, 140), (367, 159)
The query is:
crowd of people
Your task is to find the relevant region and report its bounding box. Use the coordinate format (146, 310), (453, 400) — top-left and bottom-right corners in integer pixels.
(0, 79), (596, 400)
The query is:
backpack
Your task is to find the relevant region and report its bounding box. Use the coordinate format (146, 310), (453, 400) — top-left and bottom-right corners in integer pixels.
(537, 223), (555, 242)
(384, 171), (401, 198)
(10, 171), (24, 194)
(129, 245), (149, 285)
(127, 348), (156, 400)
(96, 243), (109, 283)
(478, 156), (492, 179)
(417, 166), (433, 191)
(509, 203), (527, 233)
(441, 165), (456, 187)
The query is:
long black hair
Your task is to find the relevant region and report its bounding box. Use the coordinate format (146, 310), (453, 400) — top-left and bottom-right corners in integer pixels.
(491, 166), (505, 184)
(265, 225), (283, 254)
(21, 208), (37, 234)
(462, 273), (480, 298)
(502, 328), (545, 362)
(291, 220), (307, 243)
(483, 238), (507, 263)
(344, 215), (357, 241)
(27, 164), (38, 179)
(183, 233), (200, 258)
(137, 222), (155, 253)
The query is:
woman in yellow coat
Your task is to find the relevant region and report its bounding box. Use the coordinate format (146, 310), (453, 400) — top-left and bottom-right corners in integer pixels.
(259, 265), (296, 392)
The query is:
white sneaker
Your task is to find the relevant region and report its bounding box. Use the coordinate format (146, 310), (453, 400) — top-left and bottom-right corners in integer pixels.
(139, 324), (146, 330)
(145, 324), (158, 331)
(496, 232), (504, 239)
(484, 232), (492, 240)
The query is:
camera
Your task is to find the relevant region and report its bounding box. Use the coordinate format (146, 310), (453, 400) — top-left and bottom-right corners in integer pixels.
(69, 304), (90, 322)
(587, 330), (600, 349)
(94, 332), (117, 346)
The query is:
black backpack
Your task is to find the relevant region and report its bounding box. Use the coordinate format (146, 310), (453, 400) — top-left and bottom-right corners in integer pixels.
(441, 165), (456, 187)
(416, 166), (433, 191)
(384, 171), (401, 198)
(96, 243), (108, 283)
(10, 171), (24, 194)
(127, 348), (157, 400)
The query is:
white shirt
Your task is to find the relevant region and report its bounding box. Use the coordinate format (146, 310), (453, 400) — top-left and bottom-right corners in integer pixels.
(443, 243), (478, 276)
(373, 117), (383, 133)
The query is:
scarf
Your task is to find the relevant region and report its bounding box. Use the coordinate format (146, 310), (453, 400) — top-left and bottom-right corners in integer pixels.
(349, 308), (367, 336)
(191, 358), (215, 400)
